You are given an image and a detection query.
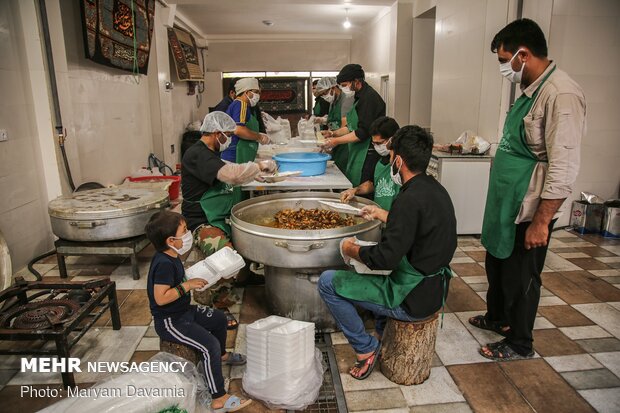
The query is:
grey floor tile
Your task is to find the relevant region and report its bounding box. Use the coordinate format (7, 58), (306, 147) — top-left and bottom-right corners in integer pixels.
(561, 368), (620, 390)
(545, 354), (603, 373)
(345, 387), (407, 411)
(578, 388), (620, 413)
(573, 303), (620, 339)
(592, 352), (620, 379)
(399, 367), (465, 406)
(409, 403), (473, 413)
(560, 325), (613, 340)
(577, 338), (620, 353)
(340, 371), (399, 392)
(435, 314), (491, 365)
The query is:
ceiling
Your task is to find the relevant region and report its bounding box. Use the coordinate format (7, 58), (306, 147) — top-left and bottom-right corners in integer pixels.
(168, 0), (394, 38)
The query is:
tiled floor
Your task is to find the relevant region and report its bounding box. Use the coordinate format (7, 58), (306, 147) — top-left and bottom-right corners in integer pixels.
(0, 230), (619, 412)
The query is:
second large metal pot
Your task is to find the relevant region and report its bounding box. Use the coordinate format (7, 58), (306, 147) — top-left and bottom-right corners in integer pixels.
(230, 192), (382, 268)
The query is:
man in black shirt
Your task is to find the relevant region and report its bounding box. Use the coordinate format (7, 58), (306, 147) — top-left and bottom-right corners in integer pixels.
(318, 125), (457, 380)
(321, 64), (386, 187)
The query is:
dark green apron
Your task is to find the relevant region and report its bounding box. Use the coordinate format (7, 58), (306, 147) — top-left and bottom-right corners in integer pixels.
(481, 68), (555, 259)
(373, 161), (398, 210)
(199, 181), (234, 236)
(232, 114), (260, 205)
(344, 102), (370, 187)
(333, 256), (452, 312)
(328, 96), (349, 173)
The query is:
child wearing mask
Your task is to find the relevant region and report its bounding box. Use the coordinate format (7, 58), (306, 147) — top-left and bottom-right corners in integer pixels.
(145, 210), (252, 412)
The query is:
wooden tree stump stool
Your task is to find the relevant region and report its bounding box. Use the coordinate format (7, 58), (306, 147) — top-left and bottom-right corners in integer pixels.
(160, 340), (201, 366)
(380, 313), (439, 385)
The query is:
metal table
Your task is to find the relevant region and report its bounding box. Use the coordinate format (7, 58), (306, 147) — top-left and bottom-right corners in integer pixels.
(241, 165), (352, 197)
(55, 235), (150, 280)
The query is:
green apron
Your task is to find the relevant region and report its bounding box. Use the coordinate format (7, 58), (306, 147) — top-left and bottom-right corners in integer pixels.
(373, 161), (398, 210)
(481, 68), (555, 259)
(232, 113), (260, 205)
(199, 181), (234, 235)
(328, 96), (349, 173)
(344, 103), (370, 187)
(333, 256), (452, 311)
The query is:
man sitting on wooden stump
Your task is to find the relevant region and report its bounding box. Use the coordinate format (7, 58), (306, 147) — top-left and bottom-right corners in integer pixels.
(318, 125), (457, 380)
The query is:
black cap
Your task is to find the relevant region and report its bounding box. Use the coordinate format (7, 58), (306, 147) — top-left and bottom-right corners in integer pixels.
(336, 64), (365, 83)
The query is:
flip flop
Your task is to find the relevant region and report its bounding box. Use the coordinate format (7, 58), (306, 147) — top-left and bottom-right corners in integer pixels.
(350, 344), (381, 380)
(213, 394), (252, 413)
(223, 352), (247, 366)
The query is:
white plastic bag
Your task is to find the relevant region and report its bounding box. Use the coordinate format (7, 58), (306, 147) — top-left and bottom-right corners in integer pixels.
(340, 238), (392, 275)
(242, 347), (325, 411)
(38, 352), (208, 413)
(297, 117), (317, 141)
(455, 130), (491, 155)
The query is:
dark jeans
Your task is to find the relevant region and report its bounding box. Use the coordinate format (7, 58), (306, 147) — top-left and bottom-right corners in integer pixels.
(485, 220), (555, 355)
(154, 305), (228, 398)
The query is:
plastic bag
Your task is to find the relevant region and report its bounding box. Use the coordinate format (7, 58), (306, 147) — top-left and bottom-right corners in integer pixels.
(581, 192), (605, 204)
(279, 118), (292, 141)
(38, 352), (208, 413)
(297, 117), (317, 140)
(340, 237), (391, 275)
(242, 348), (325, 411)
(455, 130), (491, 155)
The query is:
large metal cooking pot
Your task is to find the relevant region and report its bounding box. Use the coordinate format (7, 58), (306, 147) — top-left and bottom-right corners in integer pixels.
(48, 187), (170, 241)
(231, 192), (382, 331)
(231, 192), (381, 268)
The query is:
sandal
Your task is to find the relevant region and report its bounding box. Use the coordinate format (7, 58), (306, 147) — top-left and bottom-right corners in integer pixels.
(468, 315), (510, 337)
(213, 394), (252, 413)
(225, 311), (239, 330)
(479, 341), (534, 361)
(350, 344), (381, 380)
(223, 352), (247, 366)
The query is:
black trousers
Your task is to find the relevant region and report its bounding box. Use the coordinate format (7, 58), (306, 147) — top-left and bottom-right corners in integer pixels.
(485, 220), (555, 355)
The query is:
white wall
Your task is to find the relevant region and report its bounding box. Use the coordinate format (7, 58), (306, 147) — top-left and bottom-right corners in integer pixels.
(545, 0), (620, 221)
(0, 0), (57, 269)
(350, 12), (392, 92)
(409, 11), (435, 128)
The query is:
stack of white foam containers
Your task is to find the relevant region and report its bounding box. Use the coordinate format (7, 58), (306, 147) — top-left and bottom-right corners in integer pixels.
(245, 315), (315, 385)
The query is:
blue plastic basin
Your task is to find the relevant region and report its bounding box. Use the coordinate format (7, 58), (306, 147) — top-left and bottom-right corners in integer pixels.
(272, 152), (331, 177)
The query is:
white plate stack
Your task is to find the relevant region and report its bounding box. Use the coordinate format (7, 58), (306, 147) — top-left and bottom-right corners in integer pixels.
(245, 315), (315, 382)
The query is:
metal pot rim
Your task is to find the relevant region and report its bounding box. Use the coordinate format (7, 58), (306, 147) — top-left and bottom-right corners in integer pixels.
(230, 191), (381, 239)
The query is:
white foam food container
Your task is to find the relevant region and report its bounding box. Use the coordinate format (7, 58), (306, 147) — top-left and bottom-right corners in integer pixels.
(185, 247), (245, 291)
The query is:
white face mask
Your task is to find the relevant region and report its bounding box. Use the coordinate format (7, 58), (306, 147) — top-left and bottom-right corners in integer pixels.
(390, 156), (403, 186)
(247, 91), (260, 107)
(339, 84), (355, 97)
(218, 133), (232, 152)
(373, 142), (390, 157)
(170, 230), (193, 255)
(322, 92), (335, 104)
(499, 48), (526, 83)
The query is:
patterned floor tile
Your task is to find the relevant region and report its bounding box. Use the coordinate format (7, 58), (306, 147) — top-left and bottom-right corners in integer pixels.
(345, 387), (407, 411)
(435, 314), (490, 365)
(534, 316), (555, 330)
(592, 352), (620, 378)
(601, 245), (620, 255)
(499, 359), (595, 412)
(451, 256), (475, 264)
(119, 289), (152, 326)
(561, 368), (620, 390)
(461, 276), (487, 284)
(450, 263), (486, 277)
(577, 247), (617, 257)
(447, 363), (532, 413)
(445, 278), (487, 312)
(339, 371), (399, 392)
(544, 251), (582, 271)
(399, 367), (465, 406)
(409, 403), (473, 413)
(541, 272), (601, 304)
(539, 296), (567, 306)
(468, 283), (488, 292)
(560, 325), (612, 340)
(589, 269), (620, 277)
(559, 252), (591, 259)
(596, 256), (620, 264)
(573, 303), (620, 338)
(538, 305), (595, 327)
(464, 251), (486, 262)
(568, 258), (612, 270)
(533, 329), (586, 357)
(544, 354), (604, 372)
(576, 338), (620, 353)
(578, 388), (620, 413)
(454, 311), (504, 346)
(135, 336), (160, 351)
(561, 272), (620, 303)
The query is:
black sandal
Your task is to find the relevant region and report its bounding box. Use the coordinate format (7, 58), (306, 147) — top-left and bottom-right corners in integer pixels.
(479, 341), (533, 361)
(350, 344), (381, 380)
(225, 311), (239, 330)
(468, 315), (510, 337)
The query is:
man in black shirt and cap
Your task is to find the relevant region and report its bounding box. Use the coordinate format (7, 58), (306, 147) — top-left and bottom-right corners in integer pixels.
(321, 64), (386, 187)
(319, 125), (457, 380)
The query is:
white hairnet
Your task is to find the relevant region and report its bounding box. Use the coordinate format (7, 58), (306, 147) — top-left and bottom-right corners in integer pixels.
(235, 77), (260, 95)
(200, 111), (237, 133)
(316, 77), (336, 93)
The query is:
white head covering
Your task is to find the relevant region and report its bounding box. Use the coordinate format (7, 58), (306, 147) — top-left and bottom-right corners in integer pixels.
(235, 77), (260, 95)
(316, 77), (336, 93)
(200, 111), (236, 133)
